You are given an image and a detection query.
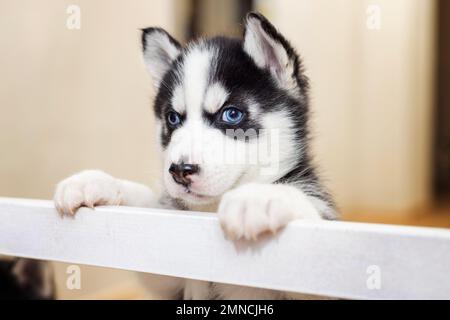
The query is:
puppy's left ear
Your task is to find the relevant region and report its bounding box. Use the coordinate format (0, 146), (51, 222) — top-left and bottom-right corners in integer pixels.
(243, 13), (306, 92)
(141, 27), (182, 89)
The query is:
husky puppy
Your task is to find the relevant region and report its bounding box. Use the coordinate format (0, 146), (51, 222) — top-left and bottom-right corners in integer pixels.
(54, 13), (337, 299)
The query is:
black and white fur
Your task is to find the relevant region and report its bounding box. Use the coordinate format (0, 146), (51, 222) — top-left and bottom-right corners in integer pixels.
(54, 13), (337, 299)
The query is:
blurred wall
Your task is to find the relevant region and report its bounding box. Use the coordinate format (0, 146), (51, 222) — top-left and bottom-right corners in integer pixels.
(0, 0), (177, 299)
(0, 0), (178, 200)
(189, 0), (249, 38)
(258, 0), (436, 213)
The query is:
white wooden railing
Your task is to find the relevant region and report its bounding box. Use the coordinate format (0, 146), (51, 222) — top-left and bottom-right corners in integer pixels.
(0, 197), (450, 300)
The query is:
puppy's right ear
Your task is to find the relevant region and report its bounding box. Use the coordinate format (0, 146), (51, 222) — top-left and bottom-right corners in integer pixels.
(141, 28), (181, 88)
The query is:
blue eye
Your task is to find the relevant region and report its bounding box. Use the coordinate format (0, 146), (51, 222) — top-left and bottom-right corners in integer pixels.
(167, 111), (181, 127)
(221, 107), (244, 124)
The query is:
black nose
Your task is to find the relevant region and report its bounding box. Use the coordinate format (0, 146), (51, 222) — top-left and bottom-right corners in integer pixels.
(169, 163), (200, 186)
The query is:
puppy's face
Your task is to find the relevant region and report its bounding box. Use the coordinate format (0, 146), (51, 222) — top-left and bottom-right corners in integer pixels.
(142, 14), (309, 208)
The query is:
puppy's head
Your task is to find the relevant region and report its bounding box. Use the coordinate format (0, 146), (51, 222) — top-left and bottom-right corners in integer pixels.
(141, 13), (310, 209)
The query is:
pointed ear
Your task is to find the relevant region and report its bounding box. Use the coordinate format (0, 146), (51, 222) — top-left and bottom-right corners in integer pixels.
(243, 13), (305, 92)
(141, 27), (181, 88)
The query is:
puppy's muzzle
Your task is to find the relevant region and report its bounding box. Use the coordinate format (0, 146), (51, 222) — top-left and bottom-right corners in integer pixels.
(169, 163), (200, 187)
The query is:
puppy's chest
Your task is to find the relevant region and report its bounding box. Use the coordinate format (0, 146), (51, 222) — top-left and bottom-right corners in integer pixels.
(189, 202), (220, 214)
(183, 280), (283, 300)
(182, 280), (232, 300)
(159, 194), (220, 213)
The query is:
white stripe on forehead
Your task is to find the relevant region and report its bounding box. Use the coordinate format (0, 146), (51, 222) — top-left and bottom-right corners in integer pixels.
(175, 45), (215, 118)
(171, 80), (230, 115)
(171, 85), (184, 114)
(203, 82), (229, 114)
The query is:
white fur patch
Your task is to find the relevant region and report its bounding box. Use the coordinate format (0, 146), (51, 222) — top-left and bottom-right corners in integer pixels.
(143, 30), (180, 88)
(171, 85), (185, 114)
(232, 109), (300, 186)
(182, 46), (215, 118)
(259, 110), (300, 181)
(203, 82), (229, 113)
(184, 280), (211, 299)
(163, 119), (247, 209)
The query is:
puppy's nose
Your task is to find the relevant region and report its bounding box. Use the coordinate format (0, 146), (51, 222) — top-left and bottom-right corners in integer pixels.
(169, 163), (199, 186)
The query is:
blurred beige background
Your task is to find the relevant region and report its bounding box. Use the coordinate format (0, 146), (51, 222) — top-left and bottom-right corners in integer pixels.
(266, 0), (435, 214)
(0, 0), (174, 300)
(0, 0), (443, 299)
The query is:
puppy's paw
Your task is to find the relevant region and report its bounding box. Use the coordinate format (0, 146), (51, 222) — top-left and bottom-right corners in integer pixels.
(54, 170), (122, 216)
(218, 183), (321, 241)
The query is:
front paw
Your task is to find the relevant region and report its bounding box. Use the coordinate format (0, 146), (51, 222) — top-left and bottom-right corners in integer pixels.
(218, 184), (320, 241)
(54, 170), (122, 216)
